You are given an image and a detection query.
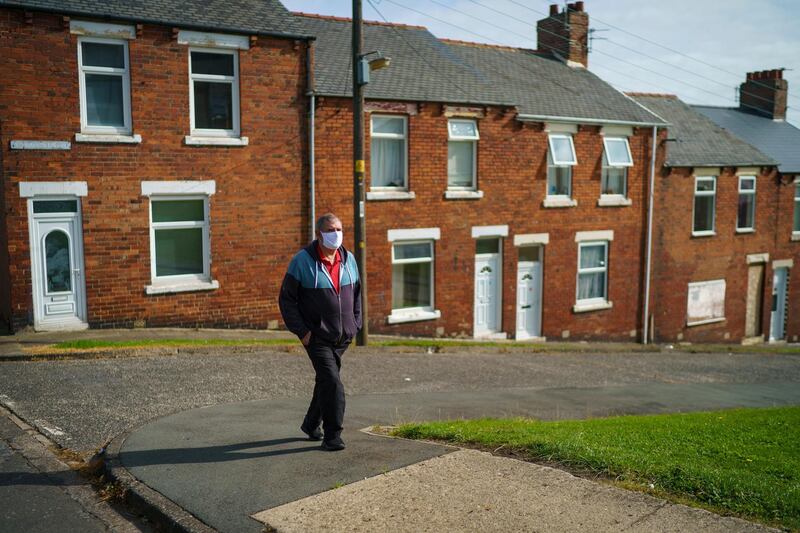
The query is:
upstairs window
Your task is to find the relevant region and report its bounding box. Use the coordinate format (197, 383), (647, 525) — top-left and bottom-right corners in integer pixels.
(737, 176), (756, 231)
(447, 120), (479, 190)
(371, 115), (408, 189)
(78, 38), (131, 134)
(794, 183), (800, 234)
(601, 137), (632, 197)
(693, 176), (717, 235)
(189, 49), (240, 137)
(547, 134), (576, 197)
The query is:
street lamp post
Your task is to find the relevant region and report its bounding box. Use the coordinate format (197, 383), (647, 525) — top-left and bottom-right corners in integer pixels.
(352, 0), (368, 346)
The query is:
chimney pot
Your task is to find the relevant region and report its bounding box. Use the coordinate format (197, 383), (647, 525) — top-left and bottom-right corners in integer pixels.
(549, 4), (558, 16)
(575, 1), (585, 11)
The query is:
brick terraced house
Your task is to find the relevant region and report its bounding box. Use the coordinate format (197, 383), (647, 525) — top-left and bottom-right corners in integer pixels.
(630, 94), (794, 343)
(0, 1), (797, 344)
(0, 0), (314, 331)
(299, 6), (667, 341)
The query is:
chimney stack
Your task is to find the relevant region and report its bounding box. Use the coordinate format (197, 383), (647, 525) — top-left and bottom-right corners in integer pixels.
(740, 69), (788, 120)
(537, 3), (589, 67)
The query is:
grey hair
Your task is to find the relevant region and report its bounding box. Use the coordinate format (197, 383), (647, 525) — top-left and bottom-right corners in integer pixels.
(315, 213), (340, 233)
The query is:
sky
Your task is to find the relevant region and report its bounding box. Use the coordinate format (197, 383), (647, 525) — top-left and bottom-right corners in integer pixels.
(283, 0), (800, 126)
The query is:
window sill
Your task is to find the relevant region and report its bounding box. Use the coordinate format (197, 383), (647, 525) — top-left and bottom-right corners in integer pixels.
(573, 301), (613, 313)
(792, 232), (800, 242)
(692, 231), (716, 238)
(387, 309), (441, 324)
(75, 133), (142, 144)
(543, 197), (577, 208)
(445, 190), (484, 200)
(184, 136), (249, 146)
(145, 280), (219, 295)
(597, 195), (632, 207)
(735, 228), (755, 234)
(687, 317), (725, 327)
(366, 191), (416, 201)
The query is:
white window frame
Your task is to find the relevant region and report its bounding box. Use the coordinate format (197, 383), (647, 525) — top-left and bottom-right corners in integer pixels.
(793, 182), (800, 236)
(390, 239), (435, 316)
(148, 195), (211, 285)
(602, 137), (633, 167)
(370, 114), (408, 191)
(600, 152), (628, 198)
(77, 37), (132, 135)
(188, 47), (240, 138)
(547, 134), (577, 166)
(447, 119), (479, 191)
(736, 175), (757, 232)
(693, 176), (717, 236)
(576, 241), (608, 306)
(686, 279), (726, 326)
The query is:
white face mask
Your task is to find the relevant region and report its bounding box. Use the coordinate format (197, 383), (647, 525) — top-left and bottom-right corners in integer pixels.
(320, 230), (343, 250)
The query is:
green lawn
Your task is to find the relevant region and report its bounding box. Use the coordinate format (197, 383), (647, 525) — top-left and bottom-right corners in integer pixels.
(393, 407), (800, 530)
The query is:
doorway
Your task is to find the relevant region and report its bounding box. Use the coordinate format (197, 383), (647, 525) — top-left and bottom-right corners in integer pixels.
(474, 237), (502, 337)
(28, 198), (88, 331)
(516, 245), (543, 340)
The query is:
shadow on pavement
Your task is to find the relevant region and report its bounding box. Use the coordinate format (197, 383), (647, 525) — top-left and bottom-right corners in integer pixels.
(121, 437), (318, 468)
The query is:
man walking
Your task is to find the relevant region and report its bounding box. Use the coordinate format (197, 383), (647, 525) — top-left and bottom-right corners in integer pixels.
(279, 213), (361, 451)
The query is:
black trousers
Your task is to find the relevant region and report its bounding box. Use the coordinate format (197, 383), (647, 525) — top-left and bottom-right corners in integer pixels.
(303, 336), (349, 440)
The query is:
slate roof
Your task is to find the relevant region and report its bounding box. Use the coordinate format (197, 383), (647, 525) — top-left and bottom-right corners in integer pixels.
(630, 94), (776, 168)
(299, 14), (664, 126)
(693, 106), (800, 174)
(0, 0), (309, 39)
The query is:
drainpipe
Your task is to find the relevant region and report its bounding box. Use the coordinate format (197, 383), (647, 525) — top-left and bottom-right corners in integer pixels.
(642, 126), (658, 344)
(309, 94), (316, 242)
(306, 42), (316, 242)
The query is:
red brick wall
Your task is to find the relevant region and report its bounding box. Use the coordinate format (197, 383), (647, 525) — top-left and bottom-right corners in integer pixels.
(776, 175), (800, 341)
(0, 9), (309, 331)
(314, 97), (659, 340)
(650, 166), (799, 343)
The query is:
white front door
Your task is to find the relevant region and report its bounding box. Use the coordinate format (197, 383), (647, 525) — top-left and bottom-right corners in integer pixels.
(474, 238), (501, 337)
(770, 267), (788, 341)
(516, 246), (542, 340)
(29, 198), (88, 331)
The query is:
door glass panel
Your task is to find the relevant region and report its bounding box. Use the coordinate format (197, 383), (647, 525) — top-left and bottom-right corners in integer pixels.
(476, 238), (499, 254)
(45, 231), (71, 292)
(34, 200), (78, 213)
(519, 246), (540, 262)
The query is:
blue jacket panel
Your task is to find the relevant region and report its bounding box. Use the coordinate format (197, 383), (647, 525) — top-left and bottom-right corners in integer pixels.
(279, 241), (362, 343)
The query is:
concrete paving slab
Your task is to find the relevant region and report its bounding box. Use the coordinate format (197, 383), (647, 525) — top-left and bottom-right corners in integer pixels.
(119, 381), (800, 532)
(252, 449), (771, 532)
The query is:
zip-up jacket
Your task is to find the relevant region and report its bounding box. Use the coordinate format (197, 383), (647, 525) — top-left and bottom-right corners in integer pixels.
(279, 241), (362, 344)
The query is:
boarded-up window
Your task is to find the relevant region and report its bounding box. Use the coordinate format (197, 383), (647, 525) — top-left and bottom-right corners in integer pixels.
(687, 280), (726, 325)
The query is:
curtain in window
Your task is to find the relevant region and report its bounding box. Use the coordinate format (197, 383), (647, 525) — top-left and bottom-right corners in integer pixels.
(392, 262), (431, 309)
(448, 141), (473, 187)
(578, 245), (605, 301)
(371, 138), (405, 187)
(694, 196), (714, 232)
(794, 184), (800, 231)
(85, 74), (124, 127)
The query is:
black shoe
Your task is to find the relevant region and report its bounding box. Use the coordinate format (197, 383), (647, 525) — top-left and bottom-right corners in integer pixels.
(321, 437), (345, 451)
(300, 422), (323, 441)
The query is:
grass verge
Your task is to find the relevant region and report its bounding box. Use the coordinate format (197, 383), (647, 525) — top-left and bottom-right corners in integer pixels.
(50, 338), (295, 350)
(393, 407), (800, 530)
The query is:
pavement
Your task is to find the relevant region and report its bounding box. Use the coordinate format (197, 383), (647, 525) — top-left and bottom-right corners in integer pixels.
(117, 382), (797, 532)
(1, 328), (798, 531)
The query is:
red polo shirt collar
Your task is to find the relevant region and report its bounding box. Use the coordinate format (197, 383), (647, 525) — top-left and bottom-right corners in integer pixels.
(317, 243), (342, 293)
